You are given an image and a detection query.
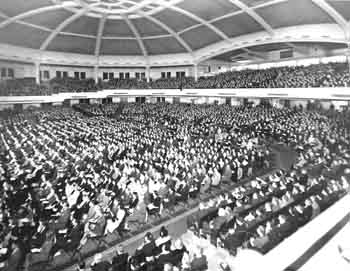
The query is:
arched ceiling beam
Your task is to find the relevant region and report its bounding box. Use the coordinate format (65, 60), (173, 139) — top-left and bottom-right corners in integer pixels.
(129, 8), (193, 55)
(155, 0), (232, 44)
(123, 15), (148, 57)
(227, 0), (274, 36)
(0, 3), (78, 30)
(142, 15), (194, 54)
(95, 14), (107, 57)
(116, 3), (193, 56)
(311, 0), (349, 38)
(40, 8), (91, 51)
(115, 2), (193, 55)
(194, 24), (347, 63)
(178, 0), (286, 35)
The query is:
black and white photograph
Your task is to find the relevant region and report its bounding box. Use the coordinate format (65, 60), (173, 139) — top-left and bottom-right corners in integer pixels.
(0, 0), (350, 271)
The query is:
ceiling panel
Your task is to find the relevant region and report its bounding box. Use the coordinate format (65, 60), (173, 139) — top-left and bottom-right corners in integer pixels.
(47, 35), (96, 55)
(100, 39), (142, 55)
(0, 23), (49, 49)
(103, 19), (134, 37)
(132, 18), (169, 37)
(23, 9), (73, 30)
(327, 0), (350, 20)
(63, 16), (99, 36)
(180, 25), (222, 50)
(153, 9), (197, 32)
(177, 0), (240, 21)
(213, 13), (263, 38)
(144, 37), (187, 55)
(256, 0), (333, 28)
(1, 0), (52, 17)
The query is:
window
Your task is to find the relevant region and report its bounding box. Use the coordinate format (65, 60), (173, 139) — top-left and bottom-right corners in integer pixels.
(167, 72), (171, 78)
(74, 72), (80, 79)
(80, 72), (86, 79)
(109, 72), (114, 80)
(7, 68), (14, 78)
(176, 71), (185, 78)
(56, 71), (62, 78)
(135, 72), (140, 79)
(44, 70), (50, 79)
(1, 68), (7, 78)
(63, 71), (68, 78)
(141, 72), (145, 79)
(125, 72), (130, 79)
(161, 72), (166, 79)
(119, 72), (124, 79)
(103, 72), (108, 80)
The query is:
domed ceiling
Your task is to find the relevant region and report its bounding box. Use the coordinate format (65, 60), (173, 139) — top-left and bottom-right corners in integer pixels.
(0, 0), (349, 56)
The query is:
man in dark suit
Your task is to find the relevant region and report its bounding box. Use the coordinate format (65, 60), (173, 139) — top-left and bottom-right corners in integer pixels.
(156, 243), (173, 269)
(112, 246), (129, 271)
(221, 219), (247, 255)
(90, 254), (111, 271)
(190, 248), (208, 271)
(275, 215), (294, 240)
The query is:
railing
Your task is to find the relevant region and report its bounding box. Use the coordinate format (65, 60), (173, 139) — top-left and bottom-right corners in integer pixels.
(1, 87), (350, 105)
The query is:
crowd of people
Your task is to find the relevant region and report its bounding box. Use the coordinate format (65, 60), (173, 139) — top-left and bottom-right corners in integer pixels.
(0, 101), (349, 271)
(84, 226), (208, 271)
(0, 103), (273, 270)
(188, 164), (349, 256)
(0, 62), (349, 96)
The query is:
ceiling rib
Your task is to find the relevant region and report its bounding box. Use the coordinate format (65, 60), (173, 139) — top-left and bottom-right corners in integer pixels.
(0, 4), (77, 30)
(311, 0), (349, 39)
(123, 15), (148, 57)
(116, 2), (193, 54)
(40, 8), (91, 51)
(95, 14), (107, 57)
(177, 0), (286, 36)
(155, 0), (232, 43)
(127, 4), (193, 55)
(142, 15), (194, 54)
(0, 8), (97, 38)
(227, 0), (274, 36)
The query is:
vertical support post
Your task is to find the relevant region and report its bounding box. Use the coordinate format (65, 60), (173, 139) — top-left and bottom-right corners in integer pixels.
(35, 62), (40, 84)
(346, 43), (350, 77)
(146, 66), (150, 82)
(94, 65), (99, 84)
(194, 63), (198, 82)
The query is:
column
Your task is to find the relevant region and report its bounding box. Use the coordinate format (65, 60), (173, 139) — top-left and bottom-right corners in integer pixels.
(146, 66), (150, 82)
(94, 65), (99, 84)
(194, 64), (198, 82)
(347, 43), (350, 75)
(35, 62), (40, 84)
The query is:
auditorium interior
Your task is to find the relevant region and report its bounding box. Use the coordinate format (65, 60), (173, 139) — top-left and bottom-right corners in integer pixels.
(1, 0), (350, 271)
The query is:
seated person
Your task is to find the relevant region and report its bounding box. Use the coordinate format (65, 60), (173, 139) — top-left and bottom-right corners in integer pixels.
(190, 248), (208, 271)
(112, 245), (129, 271)
(90, 254), (111, 271)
